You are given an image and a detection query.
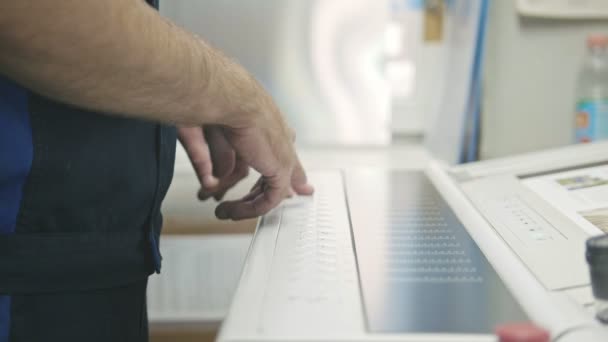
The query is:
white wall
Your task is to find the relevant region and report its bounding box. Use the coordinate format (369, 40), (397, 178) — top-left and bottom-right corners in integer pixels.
(481, 1), (608, 159)
(160, 0), (391, 146)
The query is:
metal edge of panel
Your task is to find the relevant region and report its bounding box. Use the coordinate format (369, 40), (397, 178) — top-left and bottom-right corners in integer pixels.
(449, 142), (608, 183)
(217, 208), (283, 341)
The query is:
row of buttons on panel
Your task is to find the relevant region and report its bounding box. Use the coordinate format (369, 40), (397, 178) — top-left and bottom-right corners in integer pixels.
(495, 196), (558, 243)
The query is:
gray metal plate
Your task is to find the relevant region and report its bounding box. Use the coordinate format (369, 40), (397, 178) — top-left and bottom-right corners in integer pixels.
(346, 170), (528, 334)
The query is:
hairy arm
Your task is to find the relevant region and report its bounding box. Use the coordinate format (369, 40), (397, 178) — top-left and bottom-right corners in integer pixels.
(0, 0), (260, 127)
(0, 0), (313, 219)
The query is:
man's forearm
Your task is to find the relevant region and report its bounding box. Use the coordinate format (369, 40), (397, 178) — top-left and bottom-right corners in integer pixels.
(0, 0), (259, 126)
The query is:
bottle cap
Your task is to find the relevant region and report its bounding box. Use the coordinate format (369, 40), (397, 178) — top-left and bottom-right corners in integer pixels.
(586, 234), (608, 300)
(587, 34), (608, 48)
(586, 234), (608, 266)
(495, 323), (550, 342)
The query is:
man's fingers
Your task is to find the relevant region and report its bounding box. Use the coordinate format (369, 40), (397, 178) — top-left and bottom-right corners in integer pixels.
(178, 126), (218, 188)
(180, 125), (248, 202)
(211, 167), (249, 201)
(214, 156), (313, 220)
(212, 160), (250, 201)
(215, 191), (276, 220)
(234, 176), (264, 203)
(199, 158), (250, 201)
(215, 174), (288, 220)
(214, 184), (263, 219)
(291, 157), (314, 195)
(206, 126), (236, 179)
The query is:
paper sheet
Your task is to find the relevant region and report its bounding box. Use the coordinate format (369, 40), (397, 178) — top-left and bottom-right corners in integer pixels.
(521, 164), (608, 236)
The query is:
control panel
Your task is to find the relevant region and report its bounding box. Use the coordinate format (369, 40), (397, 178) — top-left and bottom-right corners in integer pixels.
(486, 196), (563, 245)
(461, 175), (590, 291)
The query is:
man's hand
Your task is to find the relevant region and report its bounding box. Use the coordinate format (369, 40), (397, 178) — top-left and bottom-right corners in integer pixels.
(0, 0), (314, 220)
(179, 118), (314, 220)
(178, 126), (249, 202)
(213, 124), (314, 221)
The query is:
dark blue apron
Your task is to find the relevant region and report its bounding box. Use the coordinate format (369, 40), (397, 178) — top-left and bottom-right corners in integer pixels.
(0, 1), (176, 340)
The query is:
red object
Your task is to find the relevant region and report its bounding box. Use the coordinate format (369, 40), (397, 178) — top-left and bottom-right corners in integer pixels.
(495, 323), (550, 342)
(587, 34), (608, 48)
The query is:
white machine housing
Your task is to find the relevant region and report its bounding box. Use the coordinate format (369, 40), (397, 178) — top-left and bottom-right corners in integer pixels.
(219, 142), (608, 341)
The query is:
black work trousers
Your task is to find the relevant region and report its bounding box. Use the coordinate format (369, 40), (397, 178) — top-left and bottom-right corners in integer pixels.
(7, 278), (149, 342)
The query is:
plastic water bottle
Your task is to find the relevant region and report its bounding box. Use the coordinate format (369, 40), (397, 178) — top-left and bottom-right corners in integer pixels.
(575, 35), (608, 143)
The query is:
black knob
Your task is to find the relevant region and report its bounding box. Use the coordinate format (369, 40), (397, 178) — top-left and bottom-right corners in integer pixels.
(586, 234), (608, 323)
